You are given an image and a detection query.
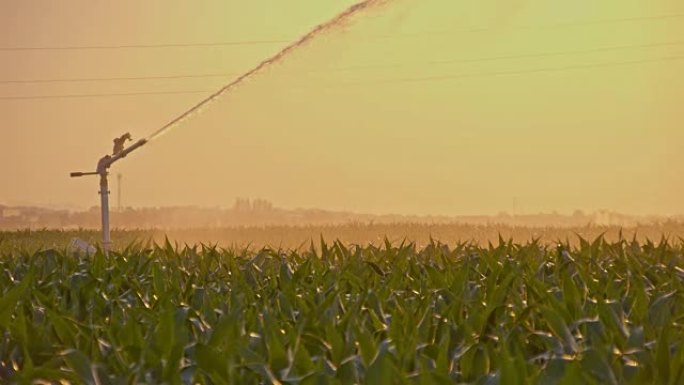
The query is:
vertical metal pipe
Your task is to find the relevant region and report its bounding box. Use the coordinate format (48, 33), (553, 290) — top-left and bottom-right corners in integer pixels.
(99, 173), (111, 253)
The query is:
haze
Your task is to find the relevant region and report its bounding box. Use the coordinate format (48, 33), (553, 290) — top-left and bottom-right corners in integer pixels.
(1, 0), (683, 216)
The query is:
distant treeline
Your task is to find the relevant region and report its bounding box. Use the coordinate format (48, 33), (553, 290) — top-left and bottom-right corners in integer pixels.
(0, 199), (674, 230)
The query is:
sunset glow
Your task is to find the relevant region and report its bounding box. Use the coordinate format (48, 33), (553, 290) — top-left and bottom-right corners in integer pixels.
(2, 0), (683, 216)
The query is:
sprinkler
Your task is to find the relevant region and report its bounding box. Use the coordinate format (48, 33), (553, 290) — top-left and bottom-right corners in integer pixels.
(70, 133), (147, 252)
(66, 1), (385, 252)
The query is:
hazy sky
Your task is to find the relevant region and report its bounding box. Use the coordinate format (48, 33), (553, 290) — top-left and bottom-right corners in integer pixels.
(1, 0), (683, 216)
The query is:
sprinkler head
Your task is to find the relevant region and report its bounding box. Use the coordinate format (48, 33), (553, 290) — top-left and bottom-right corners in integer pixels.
(113, 133), (133, 156)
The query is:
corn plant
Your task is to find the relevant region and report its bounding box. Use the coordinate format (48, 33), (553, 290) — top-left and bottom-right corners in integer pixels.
(0, 236), (683, 384)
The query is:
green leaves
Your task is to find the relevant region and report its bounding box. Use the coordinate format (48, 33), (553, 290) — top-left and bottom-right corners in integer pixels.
(0, 270), (33, 328)
(540, 306), (578, 354)
(61, 349), (98, 385)
(0, 238), (683, 384)
(656, 325), (671, 383)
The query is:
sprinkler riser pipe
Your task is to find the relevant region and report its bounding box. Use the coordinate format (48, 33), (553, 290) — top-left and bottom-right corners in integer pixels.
(99, 173), (111, 253)
(71, 137), (147, 254)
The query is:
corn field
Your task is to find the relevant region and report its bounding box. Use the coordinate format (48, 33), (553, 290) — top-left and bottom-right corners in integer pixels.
(1, 235), (683, 384)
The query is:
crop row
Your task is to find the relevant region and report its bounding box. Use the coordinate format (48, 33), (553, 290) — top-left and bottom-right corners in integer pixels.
(0, 237), (683, 384)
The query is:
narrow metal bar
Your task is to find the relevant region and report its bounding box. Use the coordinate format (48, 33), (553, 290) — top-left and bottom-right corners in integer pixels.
(99, 173), (111, 254)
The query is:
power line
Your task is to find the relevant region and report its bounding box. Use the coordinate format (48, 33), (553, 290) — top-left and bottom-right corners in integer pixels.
(372, 12), (684, 39)
(341, 55), (684, 86)
(2, 39), (683, 84)
(1, 55), (681, 101)
(1, 12), (683, 52)
(428, 40), (684, 66)
(541, 11), (684, 27)
(315, 39), (684, 72)
(0, 90), (209, 100)
(0, 72), (237, 84)
(0, 40), (290, 52)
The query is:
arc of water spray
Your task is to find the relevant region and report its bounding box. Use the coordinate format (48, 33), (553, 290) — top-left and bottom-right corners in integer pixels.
(70, 1), (388, 254)
(146, 0), (389, 142)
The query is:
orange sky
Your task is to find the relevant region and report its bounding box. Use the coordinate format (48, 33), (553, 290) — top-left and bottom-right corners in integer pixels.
(1, 0), (683, 216)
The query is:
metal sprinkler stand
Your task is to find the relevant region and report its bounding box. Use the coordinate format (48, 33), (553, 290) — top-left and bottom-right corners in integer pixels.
(70, 135), (147, 253)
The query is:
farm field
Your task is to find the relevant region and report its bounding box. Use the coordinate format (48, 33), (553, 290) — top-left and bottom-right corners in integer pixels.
(3, 0), (684, 382)
(1, 230), (683, 384)
(5, 221), (684, 252)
